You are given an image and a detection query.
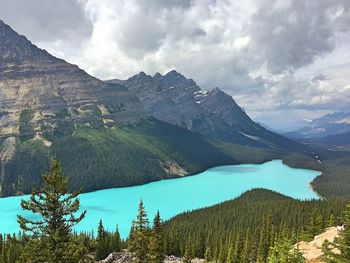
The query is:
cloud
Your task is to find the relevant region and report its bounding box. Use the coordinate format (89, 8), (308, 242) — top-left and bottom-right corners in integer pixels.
(0, 0), (93, 44)
(245, 0), (350, 73)
(0, 0), (350, 130)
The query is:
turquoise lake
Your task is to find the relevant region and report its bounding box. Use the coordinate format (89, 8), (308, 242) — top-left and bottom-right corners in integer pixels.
(0, 160), (321, 238)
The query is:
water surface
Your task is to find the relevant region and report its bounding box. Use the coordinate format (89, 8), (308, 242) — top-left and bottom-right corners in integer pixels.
(0, 160), (320, 238)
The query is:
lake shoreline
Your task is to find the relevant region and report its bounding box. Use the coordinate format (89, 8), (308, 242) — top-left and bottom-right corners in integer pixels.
(0, 160), (321, 238)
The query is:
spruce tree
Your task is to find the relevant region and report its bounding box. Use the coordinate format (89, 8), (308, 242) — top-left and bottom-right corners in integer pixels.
(95, 219), (108, 260)
(303, 209), (323, 241)
(110, 225), (121, 252)
(17, 160), (86, 263)
(217, 240), (226, 263)
(240, 230), (251, 263)
(267, 226), (305, 263)
(226, 245), (234, 263)
(327, 214), (335, 227)
(232, 232), (240, 262)
(183, 239), (192, 263)
(148, 211), (165, 263)
(204, 246), (213, 263)
(167, 226), (181, 256)
(128, 199), (150, 263)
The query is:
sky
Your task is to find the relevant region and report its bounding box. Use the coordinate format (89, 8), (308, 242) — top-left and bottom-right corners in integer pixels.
(0, 0), (350, 131)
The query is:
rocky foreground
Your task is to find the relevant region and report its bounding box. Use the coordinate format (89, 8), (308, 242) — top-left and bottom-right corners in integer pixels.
(297, 227), (340, 263)
(98, 227), (342, 263)
(98, 250), (204, 263)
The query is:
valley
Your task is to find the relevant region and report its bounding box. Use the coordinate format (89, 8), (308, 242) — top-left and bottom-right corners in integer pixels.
(0, 159), (320, 237)
(0, 12), (350, 263)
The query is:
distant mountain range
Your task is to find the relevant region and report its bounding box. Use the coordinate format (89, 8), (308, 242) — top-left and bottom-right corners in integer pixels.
(0, 20), (304, 196)
(286, 112), (350, 138)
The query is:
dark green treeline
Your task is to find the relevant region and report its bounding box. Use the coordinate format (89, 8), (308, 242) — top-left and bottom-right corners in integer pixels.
(162, 189), (348, 262)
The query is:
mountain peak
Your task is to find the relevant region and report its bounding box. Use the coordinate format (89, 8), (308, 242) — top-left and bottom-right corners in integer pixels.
(211, 87), (223, 93)
(164, 70), (184, 79)
(153, 72), (162, 79)
(0, 20), (56, 66)
(166, 69), (179, 75)
(138, 71), (147, 77)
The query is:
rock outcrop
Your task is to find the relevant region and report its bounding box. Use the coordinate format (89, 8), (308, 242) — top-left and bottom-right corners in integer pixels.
(297, 227), (340, 263)
(97, 251), (204, 263)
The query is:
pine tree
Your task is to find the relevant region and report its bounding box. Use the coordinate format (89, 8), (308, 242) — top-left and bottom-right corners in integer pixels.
(148, 211), (165, 263)
(183, 239), (192, 263)
(232, 232), (240, 262)
(0, 234), (2, 262)
(257, 213), (273, 262)
(204, 246), (213, 263)
(303, 209), (323, 241)
(128, 199), (150, 263)
(110, 225), (121, 252)
(226, 245), (234, 263)
(240, 230), (251, 263)
(1, 235), (6, 263)
(267, 226), (305, 263)
(167, 226), (181, 256)
(323, 203), (350, 262)
(17, 160), (86, 263)
(217, 240), (226, 263)
(327, 214), (335, 227)
(128, 223), (136, 252)
(95, 219), (109, 260)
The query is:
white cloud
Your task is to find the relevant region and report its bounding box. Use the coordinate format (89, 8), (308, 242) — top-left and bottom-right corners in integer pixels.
(0, 0), (350, 130)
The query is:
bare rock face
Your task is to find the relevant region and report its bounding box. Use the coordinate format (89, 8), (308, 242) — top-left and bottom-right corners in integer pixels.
(0, 20), (145, 137)
(109, 71), (213, 133)
(297, 227), (340, 263)
(97, 251), (133, 263)
(109, 71), (301, 150)
(98, 251), (204, 263)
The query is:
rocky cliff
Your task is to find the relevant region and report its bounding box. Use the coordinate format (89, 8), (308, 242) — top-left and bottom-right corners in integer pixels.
(109, 71), (302, 150)
(0, 20), (145, 137)
(297, 227), (340, 263)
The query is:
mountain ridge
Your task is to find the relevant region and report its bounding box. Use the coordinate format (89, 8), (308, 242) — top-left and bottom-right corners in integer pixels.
(107, 71), (304, 151)
(286, 111), (350, 139)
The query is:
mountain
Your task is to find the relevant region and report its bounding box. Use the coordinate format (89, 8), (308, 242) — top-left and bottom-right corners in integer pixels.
(287, 112), (350, 138)
(0, 20), (278, 197)
(318, 131), (350, 150)
(299, 131), (350, 151)
(0, 20), (145, 138)
(107, 72), (302, 150)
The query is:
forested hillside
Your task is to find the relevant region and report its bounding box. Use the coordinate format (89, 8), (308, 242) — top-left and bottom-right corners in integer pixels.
(1, 118), (278, 196)
(163, 189), (348, 262)
(283, 154), (350, 198)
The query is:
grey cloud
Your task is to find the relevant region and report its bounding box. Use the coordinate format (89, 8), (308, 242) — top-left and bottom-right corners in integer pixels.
(192, 27), (206, 37)
(246, 0), (350, 73)
(312, 74), (329, 82)
(0, 0), (93, 43)
(115, 16), (167, 58)
(137, 0), (193, 10)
